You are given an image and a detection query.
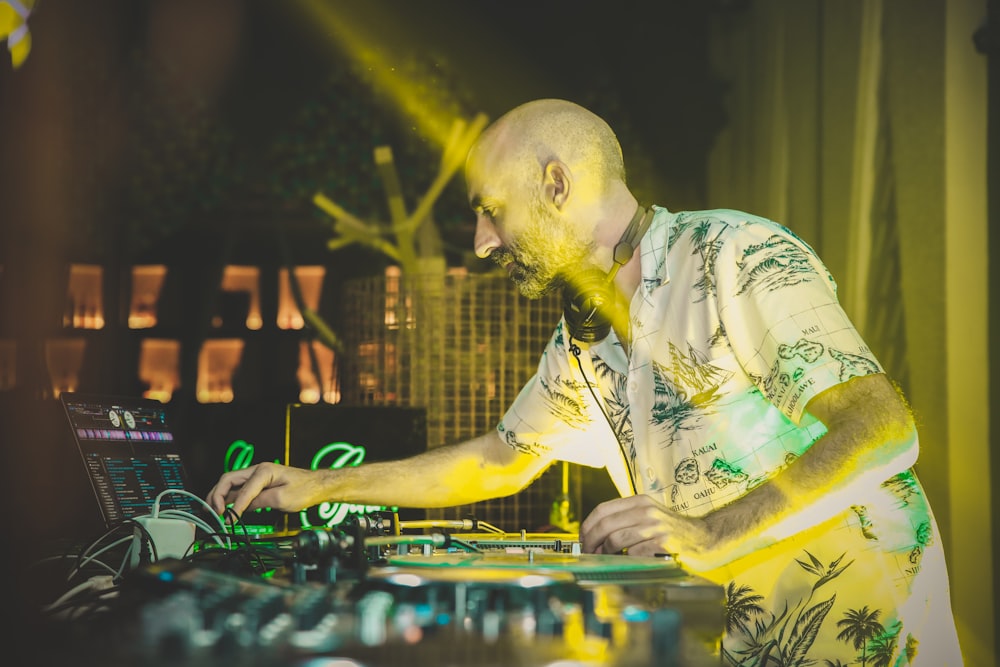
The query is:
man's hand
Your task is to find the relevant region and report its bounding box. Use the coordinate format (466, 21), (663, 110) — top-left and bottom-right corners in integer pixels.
(580, 494), (716, 569)
(207, 462), (325, 517)
(205, 431), (547, 520)
(580, 375), (918, 574)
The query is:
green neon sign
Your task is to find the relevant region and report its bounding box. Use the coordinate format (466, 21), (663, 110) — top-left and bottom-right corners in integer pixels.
(224, 439), (257, 472)
(224, 438), (390, 527)
(223, 439), (281, 516)
(299, 441), (388, 529)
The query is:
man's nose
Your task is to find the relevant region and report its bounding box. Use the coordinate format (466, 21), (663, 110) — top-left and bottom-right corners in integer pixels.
(474, 216), (501, 259)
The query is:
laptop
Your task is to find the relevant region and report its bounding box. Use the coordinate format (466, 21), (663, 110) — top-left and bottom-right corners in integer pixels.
(60, 392), (201, 531)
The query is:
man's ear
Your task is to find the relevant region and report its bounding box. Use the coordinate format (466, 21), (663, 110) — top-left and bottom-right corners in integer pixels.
(542, 161), (571, 210)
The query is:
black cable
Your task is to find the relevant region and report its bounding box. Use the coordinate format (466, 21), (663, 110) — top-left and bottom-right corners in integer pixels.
(123, 518), (159, 568)
(222, 508), (271, 575)
(569, 340), (638, 496)
(224, 506), (251, 538)
(70, 523), (135, 583)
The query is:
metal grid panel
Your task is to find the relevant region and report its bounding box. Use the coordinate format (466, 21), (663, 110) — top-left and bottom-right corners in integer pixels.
(340, 272), (581, 531)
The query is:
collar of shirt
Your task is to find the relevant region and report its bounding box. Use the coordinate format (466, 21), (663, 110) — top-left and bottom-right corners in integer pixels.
(638, 205), (676, 298)
(585, 205), (677, 373)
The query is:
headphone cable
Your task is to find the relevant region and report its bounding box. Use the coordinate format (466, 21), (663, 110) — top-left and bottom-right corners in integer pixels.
(569, 339), (638, 496)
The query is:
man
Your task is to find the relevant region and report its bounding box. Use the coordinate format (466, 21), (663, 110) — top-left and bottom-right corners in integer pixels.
(208, 99), (962, 663)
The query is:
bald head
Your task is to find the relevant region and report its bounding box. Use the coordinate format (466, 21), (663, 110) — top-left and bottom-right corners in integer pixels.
(466, 100), (638, 300)
(468, 99), (626, 194)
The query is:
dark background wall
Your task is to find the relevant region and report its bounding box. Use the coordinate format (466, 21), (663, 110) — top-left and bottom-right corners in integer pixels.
(0, 0), (730, 513)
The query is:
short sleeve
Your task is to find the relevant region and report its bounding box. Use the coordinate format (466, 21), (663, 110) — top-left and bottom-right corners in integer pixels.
(498, 321), (616, 469)
(715, 220), (883, 424)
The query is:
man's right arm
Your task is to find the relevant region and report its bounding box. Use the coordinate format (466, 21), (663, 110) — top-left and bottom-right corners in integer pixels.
(207, 430), (551, 518)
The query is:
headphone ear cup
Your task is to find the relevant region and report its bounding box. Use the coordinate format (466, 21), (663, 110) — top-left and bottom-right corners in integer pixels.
(563, 268), (616, 343)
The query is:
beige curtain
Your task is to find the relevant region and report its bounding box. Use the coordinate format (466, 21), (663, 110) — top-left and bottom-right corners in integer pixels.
(705, 0), (992, 663)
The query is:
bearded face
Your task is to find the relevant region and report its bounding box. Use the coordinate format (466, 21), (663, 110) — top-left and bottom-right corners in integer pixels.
(490, 194), (595, 299)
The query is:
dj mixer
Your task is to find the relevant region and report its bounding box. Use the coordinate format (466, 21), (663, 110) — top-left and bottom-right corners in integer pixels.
(30, 514), (725, 667)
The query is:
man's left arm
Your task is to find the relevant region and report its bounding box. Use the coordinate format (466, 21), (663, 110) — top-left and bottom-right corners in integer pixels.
(580, 372), (918, 569)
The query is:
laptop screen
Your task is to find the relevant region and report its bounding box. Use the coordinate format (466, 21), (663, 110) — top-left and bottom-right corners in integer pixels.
(60, 393), (199, 530)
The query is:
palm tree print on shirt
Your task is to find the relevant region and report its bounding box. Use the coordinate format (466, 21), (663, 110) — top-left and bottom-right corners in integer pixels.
(722, 550), (853, 666)
(835, 606), (886, 666)
(593, 357), (635, 464)
(861, 623), (906, 667)
(538, 374), (591, 429)
(649, 344), (732, 446)
(722, 552), (924, 665)
(690, 219), (727, 302)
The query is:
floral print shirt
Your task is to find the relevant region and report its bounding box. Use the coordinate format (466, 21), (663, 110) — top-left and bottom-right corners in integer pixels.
(499, 207), (963, 664)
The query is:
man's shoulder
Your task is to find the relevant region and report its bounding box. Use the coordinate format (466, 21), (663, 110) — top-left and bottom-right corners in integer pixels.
(661, 207), (781, 248)
(673, 207), (777, 229)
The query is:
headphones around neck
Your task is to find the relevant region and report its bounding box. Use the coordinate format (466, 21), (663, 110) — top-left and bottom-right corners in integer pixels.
(562, 205), (655, 343)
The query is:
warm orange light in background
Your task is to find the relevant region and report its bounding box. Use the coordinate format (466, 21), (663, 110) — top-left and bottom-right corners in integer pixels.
(357, 341), (397, 403)
(129, 265), (167, 329)
(383, 266), (414, 331)
(196, 338), (244, 403)
(382, 267), (472, 331)
(296, 340), (339, 404)
(45, 337), (85, 397)
(278, 266), (325, 330)
(66, 264), (104, 329)
(217, 265), (261, 330)
(138, 338), (180, 403)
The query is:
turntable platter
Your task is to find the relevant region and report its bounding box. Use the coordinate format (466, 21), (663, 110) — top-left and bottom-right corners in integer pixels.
(386, 550), (682, 583)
